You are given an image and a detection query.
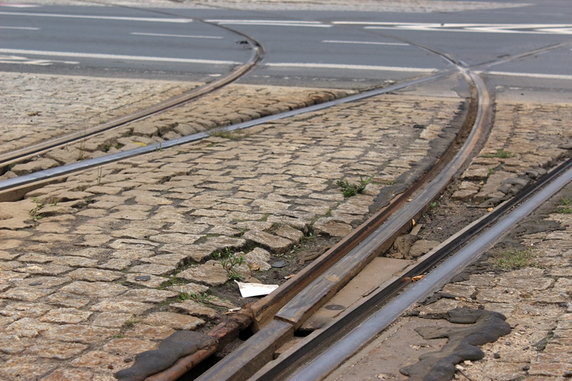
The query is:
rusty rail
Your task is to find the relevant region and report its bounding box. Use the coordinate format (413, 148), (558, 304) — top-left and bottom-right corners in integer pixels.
(254, 156), (572, 380)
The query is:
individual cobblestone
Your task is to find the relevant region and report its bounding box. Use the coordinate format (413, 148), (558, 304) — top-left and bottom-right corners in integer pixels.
(0, 90), (461, 379)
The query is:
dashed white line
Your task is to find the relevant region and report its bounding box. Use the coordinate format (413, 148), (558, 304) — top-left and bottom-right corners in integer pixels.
(0, 49), (239, 65)
(322, 40), (409, 46)
(333, 21), (572, 27)
(0, 54), (78, 65)
(265, 62), (436, 72)
(205, 19), (331, 28)
(482, 71), (572, 80)
(0, 25), (38, 30)
(332, 21), (572, 35)
(131, 32), (223, 39)
(0, 3), (39, 7)
(0, 11), (192, 23)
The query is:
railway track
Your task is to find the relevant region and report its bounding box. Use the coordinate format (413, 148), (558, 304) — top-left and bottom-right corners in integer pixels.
(108, 39), (569, 380)
(0, 17), (263, 170)
(253, 154), (572, 381)
(138, 53), (569, 381)
(2, 6), (570, 380)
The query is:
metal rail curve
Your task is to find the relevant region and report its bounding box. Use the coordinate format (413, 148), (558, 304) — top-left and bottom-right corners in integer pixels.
(192, 66), (489, 381)
(0, 12), (265, 169)
(119, 40), (565, 381)
(0, 72), (448, 202)
(255, 156), (572, 381)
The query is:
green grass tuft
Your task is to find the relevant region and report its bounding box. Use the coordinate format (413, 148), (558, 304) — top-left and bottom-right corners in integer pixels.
(484, 149), (514, 159)
(556, 198), (572, 214)
(336, 177), (372, 198)
(491, 248), (536, 270)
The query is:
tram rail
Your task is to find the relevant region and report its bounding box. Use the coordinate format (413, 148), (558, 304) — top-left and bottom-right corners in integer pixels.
(133, 42), (568, 381)
(2, 12), (569, 378)
(256, 155), (572, 381)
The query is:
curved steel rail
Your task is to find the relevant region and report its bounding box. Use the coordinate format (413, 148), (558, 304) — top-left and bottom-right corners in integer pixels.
(0, 14), (264, 168)
(192, 67), (490, 381)
(0, 73), (448, 202)
(255, 156), (572, 381)
(116, 40), (566, 381)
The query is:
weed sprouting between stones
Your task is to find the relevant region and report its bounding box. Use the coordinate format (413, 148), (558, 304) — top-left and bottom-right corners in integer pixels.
(211, 130), (243, 140)
(189, 291), (213, 304)
(484, 149), (514, 159)
(212, 248), (246, 281)
(556, 198), (572, 214)
(29, 197), (58, 221)
(491, 248), (537, 270)
(336, 177), (372, 198)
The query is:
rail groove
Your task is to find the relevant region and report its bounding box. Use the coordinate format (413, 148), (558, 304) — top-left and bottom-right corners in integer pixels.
(189, 68), (489, 381)
(256, 156), (572, 381)
(113, 39), (565, 381)
(0, 18), (264, 169)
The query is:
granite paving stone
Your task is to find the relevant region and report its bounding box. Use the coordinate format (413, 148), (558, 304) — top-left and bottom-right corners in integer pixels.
(0, 67), (468, 379)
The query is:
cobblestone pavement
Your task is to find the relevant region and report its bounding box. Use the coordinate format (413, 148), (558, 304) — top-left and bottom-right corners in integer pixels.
(0, 73), (199, 155)
(0, 86), (463, 379)
(327, 99), (572, 380)
(1, 76), (351, 179)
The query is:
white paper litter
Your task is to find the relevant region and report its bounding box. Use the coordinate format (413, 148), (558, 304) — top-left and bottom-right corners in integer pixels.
(235, 281), (279, 298)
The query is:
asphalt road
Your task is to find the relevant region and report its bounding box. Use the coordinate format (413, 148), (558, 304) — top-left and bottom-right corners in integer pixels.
(1, 0), (571, 93)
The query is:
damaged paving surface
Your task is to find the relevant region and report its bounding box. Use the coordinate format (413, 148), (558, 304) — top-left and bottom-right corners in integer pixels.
(327, 98), (572, 380)
(0, 69), (465, 380)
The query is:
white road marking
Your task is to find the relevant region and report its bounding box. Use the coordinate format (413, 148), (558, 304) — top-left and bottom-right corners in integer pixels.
(266, 62), (436, 72)
(0, 49), (239, 65)
(331, 22), (572, 35)
(365, 25), (572, 35)
(322, 40), (409, 46)
(0, 25), (38, 30)
(0, 11), (192, 23)
(0, 3), (39, 7)
(0, 54), (78, 65)
(205, 19), (331, 28)
(482, 71), (572, 80)
(333, 22), (572, 27)
(131, 32), (223, 39)
(333, 21), (572, 35)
